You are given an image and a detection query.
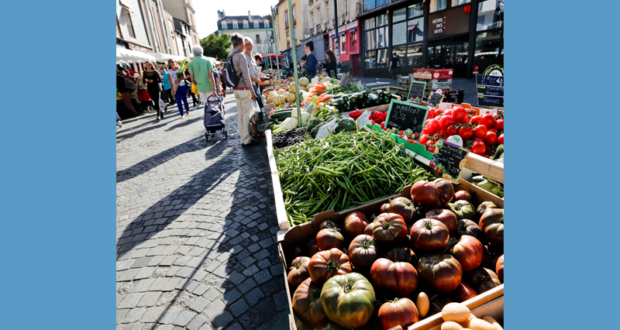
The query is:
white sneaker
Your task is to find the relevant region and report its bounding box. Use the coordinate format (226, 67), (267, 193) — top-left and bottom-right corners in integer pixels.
(117, 121), (122, 128)
(181, 115), (186, 119)
(157, 117), (161, 122)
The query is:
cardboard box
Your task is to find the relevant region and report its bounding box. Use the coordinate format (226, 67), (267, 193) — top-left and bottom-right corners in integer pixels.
(276, 185), (504, 330)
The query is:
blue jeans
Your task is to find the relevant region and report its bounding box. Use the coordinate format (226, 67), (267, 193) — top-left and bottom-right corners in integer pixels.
(175, 85), (190, 116)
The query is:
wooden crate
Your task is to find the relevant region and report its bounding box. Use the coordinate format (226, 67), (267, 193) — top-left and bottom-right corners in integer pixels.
(276, 185), (504, 330)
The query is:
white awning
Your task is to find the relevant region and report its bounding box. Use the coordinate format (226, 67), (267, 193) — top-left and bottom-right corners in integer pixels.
(116, 47), (157, 63)
(151, 53), (186, 62)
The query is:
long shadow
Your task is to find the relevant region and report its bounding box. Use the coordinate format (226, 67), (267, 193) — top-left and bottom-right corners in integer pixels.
(116, 136), (205, 184)
(116, 122), (169, 142)
(117, 99), (289, 330)
(165, 115), (203, 132)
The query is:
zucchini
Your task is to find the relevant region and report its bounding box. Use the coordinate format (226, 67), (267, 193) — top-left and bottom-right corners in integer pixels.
(361, 91), (369, 98)
(377, 90), (385, 97)
(343, 102), (351, 112)
(349, 94), (357, 104)
(359, 100), (367, 109)
(342, 96), (349, 103)
(367, 93), (380, 106)
(331, 98), (345, 106)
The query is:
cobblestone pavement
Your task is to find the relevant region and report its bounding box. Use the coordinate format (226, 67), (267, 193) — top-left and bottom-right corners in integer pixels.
(116, 95), (290, 330)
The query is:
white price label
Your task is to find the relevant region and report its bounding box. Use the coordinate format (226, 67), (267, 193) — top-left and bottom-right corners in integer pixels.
(355, 110), (371, 132)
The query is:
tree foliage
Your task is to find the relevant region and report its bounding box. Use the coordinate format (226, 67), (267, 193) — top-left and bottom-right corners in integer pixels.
(200, 33), (231, 61)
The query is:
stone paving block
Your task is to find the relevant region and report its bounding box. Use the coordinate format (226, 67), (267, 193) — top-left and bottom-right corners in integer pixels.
(173, 310), (196, 326)
(273, 291), (288, 311)
(147, 255), (165, 266)
(134, 267), (156, 280)
(161, 278), (183, 292)
(253, 269), (272, 285)
(270, 264), (284, 276)
(198, 323), (214, 330)
(117, 309), (129, 324)
(148, 278), (170, 291)
(188, 297), (209, 313)
(256, 259), (271, 270)
(192, 283), (210, 295)
(117, 259), (135, 271)
(245, 287), (265, 306)
(122, 307), (146, 323)
(204, 299), (226, 319)
(118, 293), (144, 309)
(137, 292), (161, 307)
(118, 269), (140, 282)
(211, 311), (233, 329)
(187, 315), (208, 330)
(159, 255), (178, 267)
(254, 249), (269, 260)
(159, 306), (182, 324)
(203, 288), (220, 301)
(230, 299), (249, 317)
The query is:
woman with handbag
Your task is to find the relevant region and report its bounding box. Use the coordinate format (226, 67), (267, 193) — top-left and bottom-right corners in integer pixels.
(168, 61), (191, 119)
(143, 61), (164, 121)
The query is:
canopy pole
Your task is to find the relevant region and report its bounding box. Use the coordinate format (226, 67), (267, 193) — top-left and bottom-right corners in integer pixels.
(286, 0), (302, 125)
(270, 6), (281, 89)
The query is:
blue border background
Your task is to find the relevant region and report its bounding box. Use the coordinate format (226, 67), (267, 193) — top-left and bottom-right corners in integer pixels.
(508, 1), (620, 329)
(0, 1), (619, 329)
(0, 1), (113, 328)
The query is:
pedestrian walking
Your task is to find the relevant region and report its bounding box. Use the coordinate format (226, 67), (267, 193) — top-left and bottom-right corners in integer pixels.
(136, 72), (153, 112)
(389, 52), (400, 84)
(302, 40), (318, 78)
(243, 37), (265, 139)
(168, 61), (191, 119)
(224, 33), (258, 147)
(143, 61), (164, 121)
(188, 44), (217, 106)
(160, 64), (174, 107)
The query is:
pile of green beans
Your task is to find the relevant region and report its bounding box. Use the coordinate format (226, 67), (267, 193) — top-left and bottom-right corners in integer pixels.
(274, 131), (434, 226)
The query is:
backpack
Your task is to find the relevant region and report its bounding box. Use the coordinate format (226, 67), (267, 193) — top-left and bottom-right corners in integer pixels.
(222, 53), (240, 88)
(117, 73), (136, 93)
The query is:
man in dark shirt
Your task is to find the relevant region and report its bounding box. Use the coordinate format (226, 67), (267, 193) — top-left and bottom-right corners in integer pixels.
(388, 52), (400, 84)
(302, 40), (317, 78)
(116, 65), (138, 118)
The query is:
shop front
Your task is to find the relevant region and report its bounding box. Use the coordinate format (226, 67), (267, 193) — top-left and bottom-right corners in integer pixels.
(359, 0), (504, 79)
(327, 20), (361, 77)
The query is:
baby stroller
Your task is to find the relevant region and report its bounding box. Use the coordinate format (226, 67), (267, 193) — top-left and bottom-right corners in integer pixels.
(204, 95), (227, 140)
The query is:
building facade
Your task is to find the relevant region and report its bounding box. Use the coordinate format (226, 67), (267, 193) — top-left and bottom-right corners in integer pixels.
(274, 0), (304, 69)
(358, 0), (504, 79)
(216, 11), (274, 56)
(162, 0), (198, 51)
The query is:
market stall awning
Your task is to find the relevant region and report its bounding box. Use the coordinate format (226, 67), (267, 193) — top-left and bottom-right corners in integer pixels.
(116, 47), (157, 63)
(151, 53), (186, 62)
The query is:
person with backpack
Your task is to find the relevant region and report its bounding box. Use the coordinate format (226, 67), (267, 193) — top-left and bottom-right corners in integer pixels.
(223, 33), (258, 147)
(302, 40), (318, 78)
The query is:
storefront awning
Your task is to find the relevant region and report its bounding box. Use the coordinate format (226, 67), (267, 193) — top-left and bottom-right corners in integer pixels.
(116, 47), (157, 63)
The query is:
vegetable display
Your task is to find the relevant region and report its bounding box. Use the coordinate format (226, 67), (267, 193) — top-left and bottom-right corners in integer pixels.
(274, 131), (434, 225)
(287, 180), (504, 330)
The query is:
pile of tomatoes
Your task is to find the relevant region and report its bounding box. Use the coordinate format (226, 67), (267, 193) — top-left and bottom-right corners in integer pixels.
(286, 179), (505, 330)
(420, 108), (504, 156)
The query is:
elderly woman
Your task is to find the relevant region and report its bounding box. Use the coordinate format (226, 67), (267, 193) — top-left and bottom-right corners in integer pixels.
(143, 61), (164, 121)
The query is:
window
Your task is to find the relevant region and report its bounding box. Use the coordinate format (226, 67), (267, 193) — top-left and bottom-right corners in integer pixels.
(406, 44), (423, 66)
(376, 26), (388, 48)
(363, 0), (375, 12)
(376, 13), (387, 27)
(475, 30), (502, 59)
(243, 21), (249, 29)
(293, 5), (297, 25)
(364, 18), (375, 30)
(148, 7), (160, 52)
(122, 8), (136, 38)
(408, 3), (423, 18)
(310, 12), (314, 28)
(365, 50), (376, 69)
(233, 21), (238, 29)
(430, 0), (448, 12)
(392, 22), (406, 46)
(264, 20), (270, 27)
(407, 17), (424, 43)
(256, 34), (261, 43)
(350, 31), (358, 52)
(285, 11), (289, 28)
(221, 21), (228, 30)
(376, 48), (388, 68)
(393, 8), (406, 23)
(477, 0), (504, 31)
(341, 33), (346, 54)
(452, 0), (471, 6)
(364, 30), (376, 50)
(254, 21), (259, 28)
(393, 45), (407, 64)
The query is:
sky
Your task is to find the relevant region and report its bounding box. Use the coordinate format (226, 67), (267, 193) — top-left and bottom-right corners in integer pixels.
(193, 1), (274, 39)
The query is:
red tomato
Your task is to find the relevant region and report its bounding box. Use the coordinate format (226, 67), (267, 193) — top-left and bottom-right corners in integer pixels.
(452, 107), (468, 123)
(435, 109), (444, 117)
(399, 130), (405, 136)
(481, 114), (496, 129)
(439, 116), (454, 130)
(488, 128), (498, 134)
(428, 109), (436, 118)
(474, 125), (488, 138)
(484, 131), (498, 145)
(444, 110), (453, 117)
(446, 125), (457, 136)
(439, 129), (447, 136)
(458, 125), (474, 139)
(470, 116), (482, 125)
(498, 134), (504, 144)
(426, 119), (440, 134)
(422, 126), (429, 134)
(471, 141), (486, 155)
(495, 119), (504, 130)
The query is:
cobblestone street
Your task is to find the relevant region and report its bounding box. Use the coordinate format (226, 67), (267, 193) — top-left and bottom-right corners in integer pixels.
(116, 95), (289, 330)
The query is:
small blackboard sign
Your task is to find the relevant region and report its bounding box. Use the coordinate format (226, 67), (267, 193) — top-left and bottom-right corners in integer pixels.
(476, 65), (504, 108)
(408, 80), (426, 102)
(477, 95), (504, 107)
(476, 85), (504, 97)
(385, 100), (429, 140)
(429, 140), (470, 183)
(428, 92), (444, 108)
(476, 75), (503, 87)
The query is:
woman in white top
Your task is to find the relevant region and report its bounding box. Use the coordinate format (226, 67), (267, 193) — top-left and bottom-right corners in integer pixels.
(168, 60), (190, 119)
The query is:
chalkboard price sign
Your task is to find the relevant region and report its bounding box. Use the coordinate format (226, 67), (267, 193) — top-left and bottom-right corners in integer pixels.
(385, 100), (429, 140)
(429, 140), (470, 183)
(408, 80), (426, 102)
(478, 95), (504, 107)
(428, 92), (444, 108)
